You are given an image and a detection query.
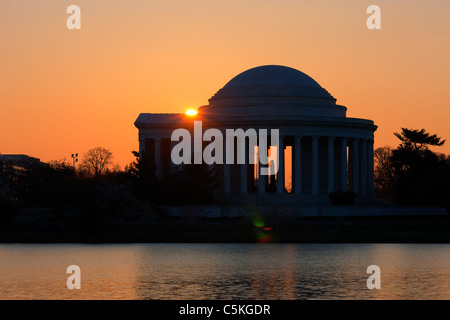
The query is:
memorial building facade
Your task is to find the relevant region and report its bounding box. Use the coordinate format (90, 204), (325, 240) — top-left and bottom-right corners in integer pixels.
(135, 65), (377, 203)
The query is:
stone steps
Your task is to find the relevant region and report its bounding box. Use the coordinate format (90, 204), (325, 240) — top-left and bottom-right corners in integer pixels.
(214, 194), (331, 206)
(214, 194), (389, 206)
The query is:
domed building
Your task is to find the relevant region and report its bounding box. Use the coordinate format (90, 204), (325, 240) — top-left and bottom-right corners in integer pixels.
(135, 65), (377, 204)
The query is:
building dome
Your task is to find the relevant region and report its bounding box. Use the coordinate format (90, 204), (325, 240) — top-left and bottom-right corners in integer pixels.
(205, 65), (345, 117)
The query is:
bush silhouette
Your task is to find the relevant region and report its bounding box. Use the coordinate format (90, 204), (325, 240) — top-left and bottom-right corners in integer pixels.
(329, 190), (357, 205)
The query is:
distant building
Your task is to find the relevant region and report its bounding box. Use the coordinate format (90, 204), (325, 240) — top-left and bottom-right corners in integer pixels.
(135, 65), (377, 204)
(1, 154), (45, 201)
(0, 154), (46, 171)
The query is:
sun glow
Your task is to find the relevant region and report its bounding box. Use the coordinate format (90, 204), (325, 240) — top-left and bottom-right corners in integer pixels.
(185, 109), (198, 116)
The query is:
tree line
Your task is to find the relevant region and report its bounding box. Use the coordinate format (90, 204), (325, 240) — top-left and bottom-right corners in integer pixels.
(0, 147), (218, 229)
(374, 128), (450, 211)
(1, 127), (450, 227)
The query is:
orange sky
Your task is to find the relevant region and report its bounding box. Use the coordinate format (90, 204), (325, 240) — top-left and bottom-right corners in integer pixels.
(1, 0), (450, 167)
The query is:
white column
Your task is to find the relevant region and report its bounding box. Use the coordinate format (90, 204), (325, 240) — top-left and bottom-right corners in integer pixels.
(351, 138), (359, 194)
(360, 139), (368, 195)
(368, 139), (375, 196)
(223, 165), (231, 194)
(294, 136), (302, 194)
(277, 136), (284, 194)
(240, 138), (247, 194)
(340, 138), (347, 191)
(155, 138), (162, 178)
(169, 140), (177, 173)
(312, 136), (319, 195)
(258, 139), (266, 194)
(327, 137), (334, 193)
(224, 137), (231, 195)
(139, 139), (145, 161)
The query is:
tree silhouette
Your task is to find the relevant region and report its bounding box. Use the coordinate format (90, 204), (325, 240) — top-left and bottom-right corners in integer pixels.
(171, 162), (219, 204)
(123, 150), (158, 202)
(394, 128), (445, 151)
(124, 151), (219, 205)
(374, 146), (395, 200)
(391, 129), (445, 174)
(372, 128), (450, 209)
(80, 147), (113, 176)
(0, 158), (15, 202)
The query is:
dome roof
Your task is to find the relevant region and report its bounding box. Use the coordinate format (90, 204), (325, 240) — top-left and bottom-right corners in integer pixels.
(209, 65), (335, 104)
(222, 65), (321, 88)
(203, 65), (346, 118)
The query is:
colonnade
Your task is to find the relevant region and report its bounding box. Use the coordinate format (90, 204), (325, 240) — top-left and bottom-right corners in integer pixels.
(141, 135), (375, 197)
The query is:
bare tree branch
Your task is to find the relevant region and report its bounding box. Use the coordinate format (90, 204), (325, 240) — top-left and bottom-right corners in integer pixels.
(80, 147), (113, 176)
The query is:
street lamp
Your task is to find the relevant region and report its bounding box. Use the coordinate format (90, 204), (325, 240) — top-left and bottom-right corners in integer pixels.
(71, 153), (78, 168)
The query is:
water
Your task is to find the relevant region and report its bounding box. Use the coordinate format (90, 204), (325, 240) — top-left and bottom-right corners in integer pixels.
(0, 243), (449, 299)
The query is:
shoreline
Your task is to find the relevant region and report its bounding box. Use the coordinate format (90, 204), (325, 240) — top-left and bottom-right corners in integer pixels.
(1, 215), (449, 244)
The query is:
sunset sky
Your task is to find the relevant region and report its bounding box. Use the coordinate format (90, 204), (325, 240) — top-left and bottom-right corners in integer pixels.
(1, 0), (450, 167)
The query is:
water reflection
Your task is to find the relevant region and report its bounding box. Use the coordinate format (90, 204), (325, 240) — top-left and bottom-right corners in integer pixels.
(0, 244), (449, 299)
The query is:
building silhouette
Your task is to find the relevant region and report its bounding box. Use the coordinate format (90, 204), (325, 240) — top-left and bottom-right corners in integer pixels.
(135, 65), (377, 204)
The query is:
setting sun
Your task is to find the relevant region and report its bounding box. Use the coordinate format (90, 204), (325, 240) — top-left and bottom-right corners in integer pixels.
(185, 109), (198, 116)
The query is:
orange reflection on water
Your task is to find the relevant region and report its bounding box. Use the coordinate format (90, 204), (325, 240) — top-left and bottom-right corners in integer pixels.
(0, 244), (449, 300)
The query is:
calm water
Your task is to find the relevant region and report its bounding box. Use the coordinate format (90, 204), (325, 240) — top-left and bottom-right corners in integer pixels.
(0, 243), (449, 299)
